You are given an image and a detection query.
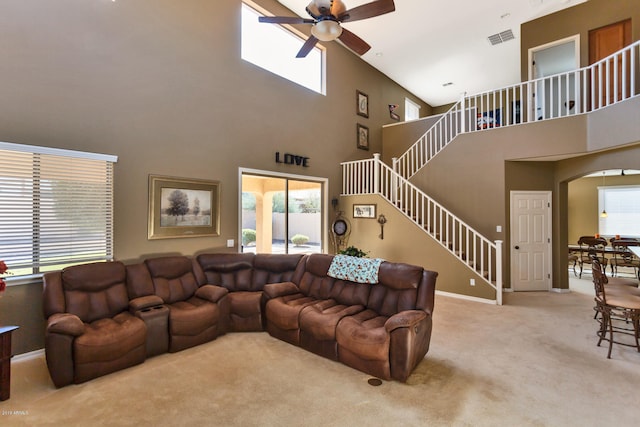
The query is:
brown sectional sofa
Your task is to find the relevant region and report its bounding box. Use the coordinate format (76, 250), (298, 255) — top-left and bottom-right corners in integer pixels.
(42, 253), (437, 387)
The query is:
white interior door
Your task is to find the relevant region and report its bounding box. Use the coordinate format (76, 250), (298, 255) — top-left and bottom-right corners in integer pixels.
(511, 191), (552, 291)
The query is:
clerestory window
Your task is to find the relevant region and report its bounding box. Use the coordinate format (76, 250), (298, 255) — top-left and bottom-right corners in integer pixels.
(241, 1), (326, 95)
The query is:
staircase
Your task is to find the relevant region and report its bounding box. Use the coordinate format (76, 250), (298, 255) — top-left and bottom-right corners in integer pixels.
(342, 154), (503, 304)
(396, 40), (640, 180)
(341, 41), (640, 305)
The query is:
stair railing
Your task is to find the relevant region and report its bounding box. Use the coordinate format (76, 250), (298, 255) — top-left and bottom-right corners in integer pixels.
(342, 154), (503, 305)
(396, 40), (640, 180)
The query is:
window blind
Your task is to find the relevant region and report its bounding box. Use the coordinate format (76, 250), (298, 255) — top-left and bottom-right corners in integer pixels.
(598, 185), (640, 237)
(0, 142), (116, 277)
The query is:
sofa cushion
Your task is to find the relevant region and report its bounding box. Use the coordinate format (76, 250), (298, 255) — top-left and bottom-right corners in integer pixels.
(253, 254), (304, 287)
(229, 292), (261, 317)
(74, 312), (146, 364)
(266, 293), (317, 331)
(366, 285), (419, 318)
(197, 253), (255, 291)
(299, 300), (364, 341)
(336, 309), (390, 361)
(145, 256), (200, 304)
(62, 262), (129, 323)
(377, 262), (424, 290)
(168, 296), (220, 337)
(297, 255), (371, 307)
(226, 292), (262, 332)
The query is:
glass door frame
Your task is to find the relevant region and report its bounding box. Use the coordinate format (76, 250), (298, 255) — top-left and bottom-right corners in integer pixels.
(238, 167), (329, 254)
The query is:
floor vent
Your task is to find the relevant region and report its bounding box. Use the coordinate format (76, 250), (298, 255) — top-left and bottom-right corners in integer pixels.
(488, 29), (515, 45)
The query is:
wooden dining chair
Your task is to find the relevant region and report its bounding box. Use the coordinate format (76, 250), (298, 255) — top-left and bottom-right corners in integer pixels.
(590, 254), (640, 359)
(610, 239), (640, 280)
(577, 236), (608, 278)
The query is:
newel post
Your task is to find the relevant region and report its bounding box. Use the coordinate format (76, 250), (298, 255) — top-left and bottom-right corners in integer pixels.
(495, 240), (503, 306)
(373, 153), (380, 194)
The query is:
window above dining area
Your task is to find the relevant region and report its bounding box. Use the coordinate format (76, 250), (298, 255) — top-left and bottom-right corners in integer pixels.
(598, 184), (640, 237)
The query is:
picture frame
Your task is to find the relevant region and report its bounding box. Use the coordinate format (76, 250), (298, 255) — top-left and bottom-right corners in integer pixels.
(148, 175), (220, 240)
(353, 204), (376, 219)
(356, 90), (369, 118)
(476, 108), (502, 130)
(389, 104), (400, 121)
(357, 123), (369, 150)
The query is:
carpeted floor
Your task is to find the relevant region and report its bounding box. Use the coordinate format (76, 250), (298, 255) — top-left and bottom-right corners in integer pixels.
(2, 278), (639, 426)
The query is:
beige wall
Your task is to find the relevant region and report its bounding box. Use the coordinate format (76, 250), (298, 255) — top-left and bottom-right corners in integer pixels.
(338, 194), (496, 300)
(0, 0), (430, 354)
(380, 97), (640, 294)
(520, 0), (640, 81)
(2, 0), (639, 354)
(381, 115), (440, 163)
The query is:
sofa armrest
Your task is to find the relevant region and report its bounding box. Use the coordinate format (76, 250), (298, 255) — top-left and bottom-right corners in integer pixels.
(263, 281), (300, 299)
(195, 284), (228, 303)
(46, 313), (85, 336)
(384, 310), (428, 333)
(129, 295), (164, 313)
(385, 310), (433, 382)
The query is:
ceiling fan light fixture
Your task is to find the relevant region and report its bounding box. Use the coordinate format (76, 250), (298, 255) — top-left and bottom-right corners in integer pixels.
(311, 19), (343, 41)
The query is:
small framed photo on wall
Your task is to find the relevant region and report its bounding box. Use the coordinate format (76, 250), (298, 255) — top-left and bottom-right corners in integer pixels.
(356, 90), (369, 118)
(357, 123), (369, 150)
(353, 204), (376, 218)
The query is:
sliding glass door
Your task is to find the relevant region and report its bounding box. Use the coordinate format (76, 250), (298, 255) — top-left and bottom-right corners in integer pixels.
(240, 170), (325, 254)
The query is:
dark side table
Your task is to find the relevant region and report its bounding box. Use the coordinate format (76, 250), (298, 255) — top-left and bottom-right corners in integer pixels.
(0, 325), (19, 401)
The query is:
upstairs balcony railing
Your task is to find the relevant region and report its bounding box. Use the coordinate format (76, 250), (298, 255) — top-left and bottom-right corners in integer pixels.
(396, 40), (640, 180)
(341, 42), (640, 305)
(342, 154), (503, 305)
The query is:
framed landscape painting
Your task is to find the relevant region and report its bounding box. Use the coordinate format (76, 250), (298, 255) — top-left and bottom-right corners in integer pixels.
(148, 175), (220, 239)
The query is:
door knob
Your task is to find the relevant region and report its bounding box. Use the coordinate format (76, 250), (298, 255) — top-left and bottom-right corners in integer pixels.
(515, 246), (520, 250)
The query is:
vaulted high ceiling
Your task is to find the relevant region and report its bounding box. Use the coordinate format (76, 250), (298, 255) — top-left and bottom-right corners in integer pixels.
(277, 0), (588, 106)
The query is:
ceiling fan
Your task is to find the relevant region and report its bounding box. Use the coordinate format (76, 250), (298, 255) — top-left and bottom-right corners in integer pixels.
(259, 0), (395, 58)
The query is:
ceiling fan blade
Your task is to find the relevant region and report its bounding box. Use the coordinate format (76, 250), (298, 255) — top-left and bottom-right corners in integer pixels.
(259, 16), (315, 25)
(339, 0), (395, 23)
(338, 28), (371, 56)
(296, 35), (320, 58)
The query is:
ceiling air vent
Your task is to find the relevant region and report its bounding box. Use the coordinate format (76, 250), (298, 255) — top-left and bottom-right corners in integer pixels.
(488, 29), (515, 46)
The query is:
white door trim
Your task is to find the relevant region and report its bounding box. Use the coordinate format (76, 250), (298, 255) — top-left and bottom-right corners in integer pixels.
(527, 34), (580, 81)
(238, 167), (329, 254)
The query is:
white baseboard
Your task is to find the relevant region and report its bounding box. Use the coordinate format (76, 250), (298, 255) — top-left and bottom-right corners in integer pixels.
(13, 348), (44, 362)
(551, 287), (571, 293)
(436, 290), (499, 305)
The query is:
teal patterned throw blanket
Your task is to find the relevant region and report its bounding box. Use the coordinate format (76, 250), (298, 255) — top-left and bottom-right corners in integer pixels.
(327, 255), (384, 284)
